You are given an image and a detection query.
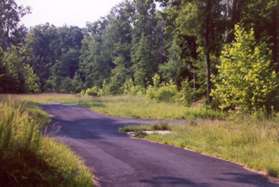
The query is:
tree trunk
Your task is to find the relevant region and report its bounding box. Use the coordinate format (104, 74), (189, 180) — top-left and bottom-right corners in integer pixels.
(204, 1), (212, 103)
(205, 47), (212, 103)
(271, 5), (279, 72)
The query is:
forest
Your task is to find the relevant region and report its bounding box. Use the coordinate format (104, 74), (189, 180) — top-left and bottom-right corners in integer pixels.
(0, 0), (278, 113)
(1, 0), (279, 185)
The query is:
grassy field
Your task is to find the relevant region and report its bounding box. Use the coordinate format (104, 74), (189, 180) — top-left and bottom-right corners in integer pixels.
(18, 94), (224, 120)
(122, 118), (279, 178)
(0, 97), (93, 186)
(16, 94), (279, 178)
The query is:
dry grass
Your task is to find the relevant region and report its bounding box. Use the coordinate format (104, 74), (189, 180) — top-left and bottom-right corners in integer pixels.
(131, 119), (279, 178)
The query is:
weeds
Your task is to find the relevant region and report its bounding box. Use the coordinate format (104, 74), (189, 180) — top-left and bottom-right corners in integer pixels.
(16, 94), (224, 120)
(0, 97), (93, 186)
(137, 119), (279, 178)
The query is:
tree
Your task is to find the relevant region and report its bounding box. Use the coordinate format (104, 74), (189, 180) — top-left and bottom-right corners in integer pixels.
(159, 39), (183, 84)
(25, 24), (83, 92)
(78, 34), (112, 88)
(106, 1), (134, 93)
(0, 0), (29, 49)
(25, 24), (59, 90)
(0, 46), (39, 93)
(211, 25), (278, 113)
(22, 64), (40, 93)
(132, 33), (153, 86)
(131, 0), (158, 87)
(157, 0), (225, 102)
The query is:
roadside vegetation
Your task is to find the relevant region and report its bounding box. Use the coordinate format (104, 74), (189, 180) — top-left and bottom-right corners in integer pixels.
(0, 0), (279, 184)
(122, 117), (279, 178)
(19, 94), (224, 120)
(0, 97), (93, 186)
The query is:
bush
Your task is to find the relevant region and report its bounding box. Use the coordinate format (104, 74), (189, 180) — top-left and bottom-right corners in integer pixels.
(85, 86), (99, 96)
(176, 81), (193, 106)
(211, 25), (279, 114)
(146, 82), (179, 102)
(123, 79), (146, 96)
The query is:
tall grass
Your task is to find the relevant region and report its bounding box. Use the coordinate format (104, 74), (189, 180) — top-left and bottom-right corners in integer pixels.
(0, 98), (41, 153)
(15, 93), (86, 104)
(16, 94), (224, 120)
(83, 95), (224, 120)
(137, 119), (279, 178)
(0, 97), (93, 186)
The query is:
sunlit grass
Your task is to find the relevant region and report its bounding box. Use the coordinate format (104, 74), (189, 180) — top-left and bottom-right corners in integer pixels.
(0, 97), (93, 186)
(10, 94), (279, 179)
(16, 94), (224, 120)
(40, 138), (93, 186)
(87, 95), (224, 120)
(14, 93), (86, 104)
(10, 94), (224, 119)
(128, 119), (279, 178)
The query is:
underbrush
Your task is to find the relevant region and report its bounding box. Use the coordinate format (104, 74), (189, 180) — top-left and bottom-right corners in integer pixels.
(0, 97), (93, 186)
(134, 119), (279, 178)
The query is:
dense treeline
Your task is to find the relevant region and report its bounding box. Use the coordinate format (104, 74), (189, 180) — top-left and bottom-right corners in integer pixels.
(0, 0), (278, 113)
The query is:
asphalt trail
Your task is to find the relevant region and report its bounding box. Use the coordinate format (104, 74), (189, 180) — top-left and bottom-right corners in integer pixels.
(43, 104), (278, 187)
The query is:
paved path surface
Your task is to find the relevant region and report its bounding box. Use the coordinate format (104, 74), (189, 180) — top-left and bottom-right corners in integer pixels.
(43, 104), (278, 187)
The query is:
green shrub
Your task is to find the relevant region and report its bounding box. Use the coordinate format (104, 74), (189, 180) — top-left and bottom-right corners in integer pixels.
(123, 79), (146, 96)
(85, 86), (99, 96)
(80, 89), (86, 96)
(211, 25), (279, 114)
(146, 82), (179, 102)
(176, 81), (193, 106)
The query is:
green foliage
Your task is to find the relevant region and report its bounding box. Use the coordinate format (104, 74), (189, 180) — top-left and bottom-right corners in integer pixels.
(123, 79), (146, 96)
(0, 46), (40, 93)
(177, 81), (194, 106)
(146, 83), (178, 103)
(132, 34), (154, 87)
(22, 64), (40, 93)
(1, 0), (278, 122)
(0, 0), (29, 49)
(146, 74), (177, 102)
(212, 25), (279, 113)
(84, 86), (99, 96)
(79, 34), (112, 89)
(159, 40), (184, 84)
(25, 25), (83, 92)
(146, 74), (195, 105)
